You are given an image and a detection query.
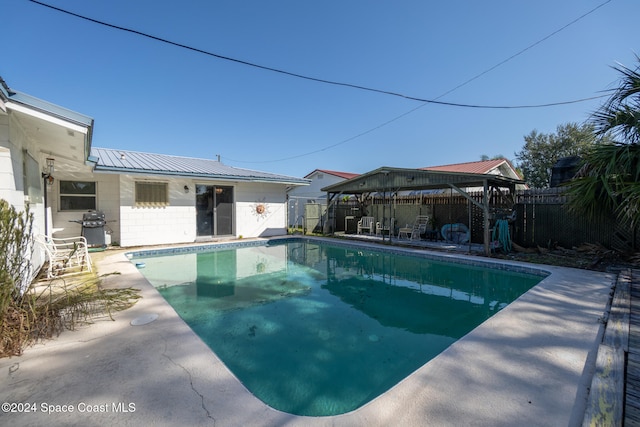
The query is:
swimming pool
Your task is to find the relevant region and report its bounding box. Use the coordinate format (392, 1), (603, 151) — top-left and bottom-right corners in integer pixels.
(130, 238), (545, 416)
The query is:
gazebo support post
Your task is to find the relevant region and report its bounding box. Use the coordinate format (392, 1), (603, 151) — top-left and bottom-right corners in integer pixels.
(483, 179), (490, 256)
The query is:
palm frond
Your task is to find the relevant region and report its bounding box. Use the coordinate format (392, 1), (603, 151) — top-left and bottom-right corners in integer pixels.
(592, 55), (640, 142)
(566, 142), (640, 224)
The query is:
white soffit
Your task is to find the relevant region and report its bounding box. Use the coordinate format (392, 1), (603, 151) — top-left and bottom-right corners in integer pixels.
(5, 101), (88, 135)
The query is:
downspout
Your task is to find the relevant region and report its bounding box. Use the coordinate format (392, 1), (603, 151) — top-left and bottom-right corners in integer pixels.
(41, 159), (55, 237)
(43, 174), (49, 236)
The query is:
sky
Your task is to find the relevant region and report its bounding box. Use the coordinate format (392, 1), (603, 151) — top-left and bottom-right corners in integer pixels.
(2, 0), (639, 178)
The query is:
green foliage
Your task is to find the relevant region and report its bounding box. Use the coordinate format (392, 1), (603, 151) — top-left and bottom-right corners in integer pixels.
(566, 143), (640, 221)
(591, 56), (640, 144)
(0, 199), (33, 313)
(480, 154), (507, 161)
(515, 123), (602, 188)
(566, 58), (640, 230)
(0, 199), (140, 357)
(1, 199), (36, 356)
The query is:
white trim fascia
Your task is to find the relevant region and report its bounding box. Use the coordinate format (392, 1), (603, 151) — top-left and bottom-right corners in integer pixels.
(5, 101), (88, 135)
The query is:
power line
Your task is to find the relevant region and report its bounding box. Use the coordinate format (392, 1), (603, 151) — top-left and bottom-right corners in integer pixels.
(232, 103), (431, 164)
(437, 0), (613, 99)
(29, 0), (610, 110)
(28, 0), (614, 165)
(223, 0), (614, 164)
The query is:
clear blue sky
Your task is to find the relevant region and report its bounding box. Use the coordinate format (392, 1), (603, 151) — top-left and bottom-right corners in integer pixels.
(3, 0), (638, 178)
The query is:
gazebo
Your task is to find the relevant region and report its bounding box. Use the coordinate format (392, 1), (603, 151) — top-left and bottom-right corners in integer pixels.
(321, 166), (525, 255)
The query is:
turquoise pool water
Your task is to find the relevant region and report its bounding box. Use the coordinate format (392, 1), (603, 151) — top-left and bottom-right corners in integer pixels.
(131, 239), (544, 416)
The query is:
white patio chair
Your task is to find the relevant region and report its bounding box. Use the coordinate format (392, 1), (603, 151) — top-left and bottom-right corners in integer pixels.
(357, 216), (375, 234)
(36, 234), (92, 278)
(397, 225), (412, 239)
(410, 215), (431, 240)
(376, 218), (395, 236)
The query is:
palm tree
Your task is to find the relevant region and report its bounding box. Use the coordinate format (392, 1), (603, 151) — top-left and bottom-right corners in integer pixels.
(566, 57), (640, 239)
(592, 57), (640, 144)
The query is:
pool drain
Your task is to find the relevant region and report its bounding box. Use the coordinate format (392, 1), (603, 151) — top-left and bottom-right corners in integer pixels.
(130, 313), (158, 326)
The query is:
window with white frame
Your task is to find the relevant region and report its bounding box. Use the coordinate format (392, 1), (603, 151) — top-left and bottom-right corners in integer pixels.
(135, 181), (169, 207)
(59, 181), (97, 211)
(23, 151), (43, 204)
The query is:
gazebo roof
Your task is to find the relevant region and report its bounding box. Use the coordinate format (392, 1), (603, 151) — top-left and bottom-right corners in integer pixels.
(320, 166), (525, 256)
(321, 166), (524, 194)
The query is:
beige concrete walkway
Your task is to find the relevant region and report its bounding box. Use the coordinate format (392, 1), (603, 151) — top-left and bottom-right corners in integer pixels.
(0, 239), (614, 426)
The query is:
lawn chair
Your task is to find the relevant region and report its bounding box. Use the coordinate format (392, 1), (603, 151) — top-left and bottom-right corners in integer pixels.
(410, 215), (431, 240)
(375, 218), (395, 236)
(357, 216), (375, 234)
(36, 234), (92, 278)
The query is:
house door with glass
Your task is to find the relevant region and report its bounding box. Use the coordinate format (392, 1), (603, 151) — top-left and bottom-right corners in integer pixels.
(196, 185), (234, 237)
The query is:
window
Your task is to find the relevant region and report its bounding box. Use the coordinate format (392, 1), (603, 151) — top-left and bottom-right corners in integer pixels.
(23, 151), (43, 204)
(59, 181), (96, 211)
(135, 181), (168, 207)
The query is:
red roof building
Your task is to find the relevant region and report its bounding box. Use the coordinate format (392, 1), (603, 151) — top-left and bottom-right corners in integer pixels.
(422, 159), (523, 182)
(304, 169), (360, 180)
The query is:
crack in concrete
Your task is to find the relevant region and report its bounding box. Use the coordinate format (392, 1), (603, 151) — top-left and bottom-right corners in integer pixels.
(9, 362), (19, 375)
(161, 341), (216, 424)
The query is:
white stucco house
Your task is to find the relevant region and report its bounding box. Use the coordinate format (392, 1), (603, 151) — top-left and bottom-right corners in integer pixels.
(1, 77), (309, 257)
(87, 147), (309, 246)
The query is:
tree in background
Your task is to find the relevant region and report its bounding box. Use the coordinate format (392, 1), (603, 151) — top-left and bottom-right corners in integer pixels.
(480, 154), (507, 160)
(566, 57), (640, 234)
(514, 123), (601, 188)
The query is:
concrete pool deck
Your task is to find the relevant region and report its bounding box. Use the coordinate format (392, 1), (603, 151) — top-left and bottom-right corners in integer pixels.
(1, 238), (615, 426)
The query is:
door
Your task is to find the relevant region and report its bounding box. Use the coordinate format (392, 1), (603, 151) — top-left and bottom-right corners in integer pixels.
(215, 186), (233, 235)
(196, 185), (234, 237)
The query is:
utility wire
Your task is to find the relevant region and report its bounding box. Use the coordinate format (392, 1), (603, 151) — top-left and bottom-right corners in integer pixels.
(437, 0), (613, 99)
(224, 0), (614, 164)
(29, 0), (610, 110)
(28, 0), (614, 165)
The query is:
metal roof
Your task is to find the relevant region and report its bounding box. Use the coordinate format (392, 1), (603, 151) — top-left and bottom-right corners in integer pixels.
(1, 77), (94, 165)
(321, 166), (525, 256)
(305, 169), (360, 180)
(0, 79), (94, 128)
(321, 166), (524, 194)
(91, 147), (310, 185)
(421, 158), (524, 181)
(422, 159), (509, 174)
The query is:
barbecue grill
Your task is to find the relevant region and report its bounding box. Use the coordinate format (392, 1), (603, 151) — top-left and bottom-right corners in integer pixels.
(72, 210), (106, 248)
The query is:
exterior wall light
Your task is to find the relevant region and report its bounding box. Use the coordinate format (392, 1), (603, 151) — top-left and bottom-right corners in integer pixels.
(42, 157), (55, 185)
(46, 157), (55, 174)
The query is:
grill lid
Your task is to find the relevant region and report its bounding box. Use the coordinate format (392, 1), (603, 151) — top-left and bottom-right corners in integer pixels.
(81, 210), (106, 227)
(82, 211), (105, 221)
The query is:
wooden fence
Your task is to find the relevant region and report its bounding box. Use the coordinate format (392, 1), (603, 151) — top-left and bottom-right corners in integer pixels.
(316, 188), (638, 252)
(513, 188), (638, 252)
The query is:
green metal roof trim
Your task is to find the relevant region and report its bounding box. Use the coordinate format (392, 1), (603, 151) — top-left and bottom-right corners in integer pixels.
(321, 166), (525, 194)
(91, 147), (310, 185)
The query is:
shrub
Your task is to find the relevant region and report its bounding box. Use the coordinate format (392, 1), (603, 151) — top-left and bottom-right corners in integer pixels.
(0, 199), (140, 357)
